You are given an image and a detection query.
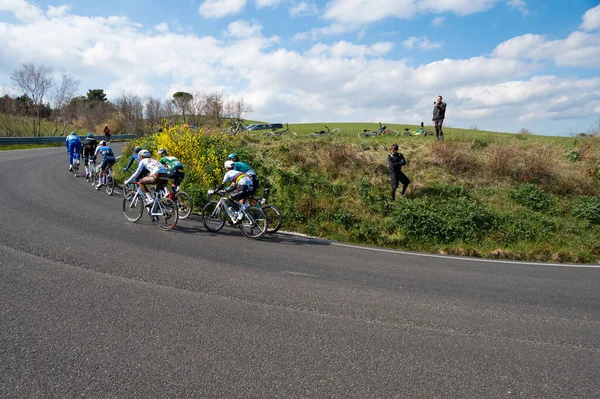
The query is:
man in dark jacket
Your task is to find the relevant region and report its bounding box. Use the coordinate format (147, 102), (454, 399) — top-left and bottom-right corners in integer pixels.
(432, 95), (447, 141)
(387, 144), (410, 200)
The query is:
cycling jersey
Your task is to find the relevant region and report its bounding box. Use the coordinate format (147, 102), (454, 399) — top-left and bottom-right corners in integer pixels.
(123, 153), (140, 171)
(159, 156), (184, 171)
(94, 145), (115, 161)
(222, 170), (252, 188)
(65, 134), (81, 166)
(125, 158), (167, 185)
(82, 138), (97, 155)
(233, 161), (256, 176)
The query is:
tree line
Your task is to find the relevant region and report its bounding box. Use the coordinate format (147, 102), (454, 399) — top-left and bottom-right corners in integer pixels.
(0, 63), (252, 137)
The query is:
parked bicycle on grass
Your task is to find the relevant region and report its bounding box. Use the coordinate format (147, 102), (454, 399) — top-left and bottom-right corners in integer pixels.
(357, 122), (398, 138)
(309, 125), (340, 137)
(401, 127), (434, 137)
(261, 123), (297, 138)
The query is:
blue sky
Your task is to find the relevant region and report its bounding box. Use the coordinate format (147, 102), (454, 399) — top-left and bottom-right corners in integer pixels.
(1, 0), (599, 136)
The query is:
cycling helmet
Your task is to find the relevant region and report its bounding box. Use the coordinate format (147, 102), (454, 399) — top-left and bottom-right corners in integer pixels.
(139, 149), (151, 158)
(87, 133), (94, 138)
(224, 160), (235, 169)
(99, 140), (106, 146)
(134, 146), (142, 153)
(227, 153), (238, 160)
(158, 148), (167, 156)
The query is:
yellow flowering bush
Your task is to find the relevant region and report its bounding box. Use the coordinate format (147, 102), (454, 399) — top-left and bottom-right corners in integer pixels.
(153, 124), (230, 189)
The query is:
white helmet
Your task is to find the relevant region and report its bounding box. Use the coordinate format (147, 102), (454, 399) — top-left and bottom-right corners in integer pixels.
(158, 148), (167, 156)
(224, 160), (235, 169)
(139, 149), (151, 158)
(99, 140), (107, 146)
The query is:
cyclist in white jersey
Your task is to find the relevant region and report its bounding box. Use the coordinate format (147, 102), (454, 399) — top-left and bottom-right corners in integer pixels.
(124, 150), (168, 205)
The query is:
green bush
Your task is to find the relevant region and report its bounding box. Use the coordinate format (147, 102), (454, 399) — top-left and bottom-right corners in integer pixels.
(570, 196), (600, 225)
(391, 196), (497, 244)
(564, 149), (581, 162)
(510, 183), (555, 212)
(494, 209), (557, 243)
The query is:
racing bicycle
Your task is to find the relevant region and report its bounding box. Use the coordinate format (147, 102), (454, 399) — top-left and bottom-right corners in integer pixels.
(202, 190), (268, 240)
(401, 127), (434, 137)
(309, 125), (340, 137)
(123, 183), (178, 231)
(261, 123), (297, 138)
(248, 188), (282, 234)
(357, 122), (398, 138)
(161, 185), (193, 220)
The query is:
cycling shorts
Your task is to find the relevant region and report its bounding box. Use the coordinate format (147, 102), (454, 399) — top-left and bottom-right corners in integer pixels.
(139, 172), (169, 191)
(100, 158), (115, 171)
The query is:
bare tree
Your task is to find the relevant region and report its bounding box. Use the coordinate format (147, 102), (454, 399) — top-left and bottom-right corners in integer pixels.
(224, 97), (253, 121)
(203, 91), (225, 128)
(50, 71), (80, 136)
(11, 63), (54, 136)
(145, 97), (164, 131)
(114, 92), (145, 136)
(187, 91), (206, 127)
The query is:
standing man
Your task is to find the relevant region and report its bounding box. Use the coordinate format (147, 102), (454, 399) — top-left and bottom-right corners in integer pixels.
(387, 144), (410, 200)
(103, 124), (111, 142)
(432, 95), (446, 141)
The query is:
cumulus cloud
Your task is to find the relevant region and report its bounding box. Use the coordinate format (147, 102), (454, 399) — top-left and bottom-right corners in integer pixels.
(225, 20), (263, 38)
(0, 0), (44, 21)
(47, 4), (71, 18)
(431, 16), (445, 27)
(402, 36), (443, 50)
(506, 0), (529, 16)
(255, 0), (282, 8)
(290, 2), (319, 17)
(493, 31), (600, 68)
(199, 0), (246, 18)
(581, 4), (600, 32)
(154, 22), (168, 33)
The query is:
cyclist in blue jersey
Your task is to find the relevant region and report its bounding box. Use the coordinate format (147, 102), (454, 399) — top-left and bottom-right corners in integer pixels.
(227, 153), (258, 194)
(123, 146), (142, 172)
(93, 140), (116, 189)
(65, 132), (81, 172)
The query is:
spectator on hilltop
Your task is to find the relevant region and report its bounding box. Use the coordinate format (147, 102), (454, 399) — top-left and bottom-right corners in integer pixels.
(432, 95), (447, 141)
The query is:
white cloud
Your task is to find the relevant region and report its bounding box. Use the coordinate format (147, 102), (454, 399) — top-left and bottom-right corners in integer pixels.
(431, 16), (445, 27)
(255, 0), (281, 8)
(154, 23), (168, 33)
(305, 41), (394, 58)
(493, 31), (600, 68)
(290, 2), (318, 17)
(402, 36), (443, 50)
(0, 0), (44, 21)
(293, 23), (354, 41)
(506, 0), (528, 16)
(199, 0), (246, 18)
(581, 4), (600, 32)
(47, 5), (71, 18)
(225, 20), (263, 38)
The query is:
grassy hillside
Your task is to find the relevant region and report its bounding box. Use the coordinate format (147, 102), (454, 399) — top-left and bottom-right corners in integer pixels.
(116, 123), (599, 263)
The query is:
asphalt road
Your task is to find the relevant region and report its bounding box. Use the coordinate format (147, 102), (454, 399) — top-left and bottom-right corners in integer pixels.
(1, 145), (599, 398)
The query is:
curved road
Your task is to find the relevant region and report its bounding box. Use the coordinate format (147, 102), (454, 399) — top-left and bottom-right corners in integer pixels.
(1, 145), (599, 398)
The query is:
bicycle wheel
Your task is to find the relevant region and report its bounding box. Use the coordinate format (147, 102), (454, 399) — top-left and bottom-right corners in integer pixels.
(201, 201), (225, 232)
(401, 130), (410, 137)
(155, 197), (178, 231)
(358, 132), (370, 138)
(73, 162), (79, 177)
(105, 174), (115, 196)
(238, 207), (267, 240)
(385, 130), (399, 137)
(424, 130), (434, 136)
(89, 168), (97, 186)
(261, 131), (274, 138)
(175, 191), (193, 220)
(262, 204), (282, 234)
(330, 128), (341, 135)
(123, 193), (143, 222)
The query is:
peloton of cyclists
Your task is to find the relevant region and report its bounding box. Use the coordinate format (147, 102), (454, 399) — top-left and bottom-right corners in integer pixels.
(65, 132), (81, 172)
(123, 149), (169, 206)
(93, 140), (116, 189)
(209, 160), (253, 222)
(157, 148), (185, 199)
(81, 133), (98, 180)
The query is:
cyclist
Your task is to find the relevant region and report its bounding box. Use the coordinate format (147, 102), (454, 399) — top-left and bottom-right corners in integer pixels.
(81, 133), (98, 179)
(65, 132), (81, 172)
(157, 148), (185, 199)
(227, 153), (258, 194)
(209, 160), (253, 222)
(123, 146), (142, 172)
(93, 140), (116, 189)
(123, 150), (168, 206)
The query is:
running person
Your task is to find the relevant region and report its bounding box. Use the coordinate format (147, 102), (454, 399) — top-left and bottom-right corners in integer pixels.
(157, 148), (185, 199)
(81, 133), (97, 179)
(65, 132), (81, 172)
(123, 150), (168, 206)
(209, 160), (253, 222)
(227, 153), (258, 194)
(93, 140), (116, 189)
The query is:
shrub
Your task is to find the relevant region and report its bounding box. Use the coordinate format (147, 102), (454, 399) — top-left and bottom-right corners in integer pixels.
(510, 183), (555, 212)
(493, 210), (557, 243)
(570, 196), (600, 225)
(429, 141), (478, 175)
(564, 149), (581, 162)
(391, 196), (497, 244)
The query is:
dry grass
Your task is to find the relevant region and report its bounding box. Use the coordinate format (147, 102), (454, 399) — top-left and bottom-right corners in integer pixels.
(429, 141), (478, 175)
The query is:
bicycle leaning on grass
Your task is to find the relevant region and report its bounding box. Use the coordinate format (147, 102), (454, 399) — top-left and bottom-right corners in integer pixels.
(123, 183), (179, 231)
(401, 127), (434, 137)
(201, 190), (268, 240)
(309, 125), (340, 137)
(261, 123), (297, 138)
(357, 122), (398, 138)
